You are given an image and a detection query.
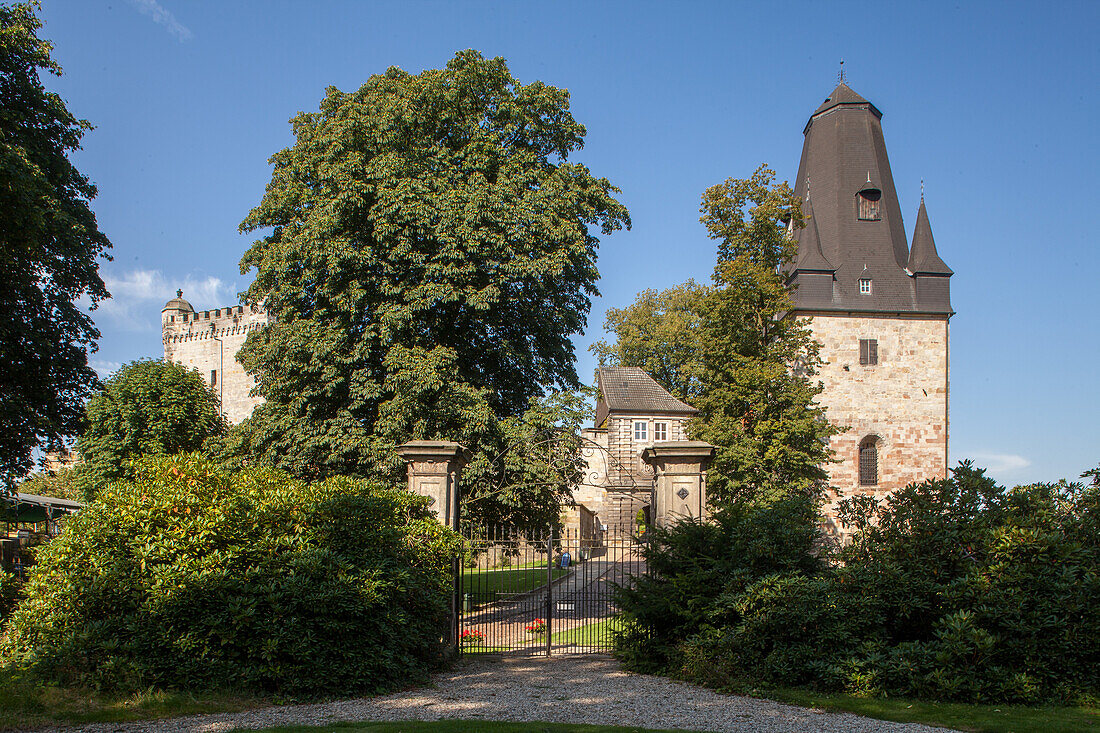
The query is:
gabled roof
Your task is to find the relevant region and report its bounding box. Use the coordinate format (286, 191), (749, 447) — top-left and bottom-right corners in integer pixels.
(594, 366), (696, 427)
(907, 199), (953, 275)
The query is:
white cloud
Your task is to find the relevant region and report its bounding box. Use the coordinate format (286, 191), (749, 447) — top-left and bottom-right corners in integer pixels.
(957, 452), (1031, 474)
(90, 359), (122, 378)
(127, 0), (193, 42)
(93, 269), (235, 332)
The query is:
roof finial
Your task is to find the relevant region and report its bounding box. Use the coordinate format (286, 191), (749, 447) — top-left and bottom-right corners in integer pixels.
(920, 178), (925, 203)
(176, 288), (183, 298)
(838, 59), (846, 84)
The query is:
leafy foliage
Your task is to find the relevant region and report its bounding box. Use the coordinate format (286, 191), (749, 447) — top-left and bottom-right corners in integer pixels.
(76, 360), (226, 498)
(628, 464), (1100, 705)
(460, 389), (591, 533)
(232, 50), (629, 499)
(0, 2), (111, 488)
(16, 464), (81, 502)
(594, 165), (836, 508)
(614, 493), (824, 673)
(591, 281), (707, 403)
(0, 454), (461, 696)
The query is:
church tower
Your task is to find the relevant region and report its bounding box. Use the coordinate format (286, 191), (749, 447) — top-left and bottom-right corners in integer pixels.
(788, 83), (953, 526)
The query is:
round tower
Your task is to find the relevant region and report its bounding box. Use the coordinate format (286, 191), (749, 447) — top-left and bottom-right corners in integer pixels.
(161, 289), (194, 327)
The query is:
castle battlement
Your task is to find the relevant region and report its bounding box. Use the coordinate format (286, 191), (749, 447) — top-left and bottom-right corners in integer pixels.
(161, 290), (270, 424)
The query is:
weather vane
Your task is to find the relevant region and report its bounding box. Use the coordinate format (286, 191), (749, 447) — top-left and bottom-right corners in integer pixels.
(838, 59), (846, 84)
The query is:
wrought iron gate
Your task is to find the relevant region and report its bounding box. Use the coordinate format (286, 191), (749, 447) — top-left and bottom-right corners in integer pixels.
(456, 526), (643, 655)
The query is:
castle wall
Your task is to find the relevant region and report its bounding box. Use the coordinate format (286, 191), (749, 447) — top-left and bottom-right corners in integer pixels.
(162, 304), (269, 424)
(806, 312), (949, 530)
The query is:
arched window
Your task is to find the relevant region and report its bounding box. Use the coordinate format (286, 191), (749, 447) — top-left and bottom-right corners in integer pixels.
(859, 437), (879, 486)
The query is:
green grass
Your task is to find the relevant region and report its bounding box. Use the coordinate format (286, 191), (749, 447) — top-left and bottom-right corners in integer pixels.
(236, 721), (705, 733)
(0, 667), (267, 731)
(550, 616), (624, 646)
(760, 687), (1100, 733)
(461, 567), (568, 604)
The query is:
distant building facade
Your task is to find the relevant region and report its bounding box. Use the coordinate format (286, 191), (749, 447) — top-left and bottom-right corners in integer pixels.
(568, 366), (697, 535)
(161, 290), (270, 424)
(787, 83), (953, 527)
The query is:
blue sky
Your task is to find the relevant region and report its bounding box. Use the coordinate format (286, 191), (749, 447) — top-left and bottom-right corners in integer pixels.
(38, 0), (1098, 486)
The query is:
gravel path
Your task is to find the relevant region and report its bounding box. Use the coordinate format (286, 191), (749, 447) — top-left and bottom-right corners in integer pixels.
(46, 655), (958, 733)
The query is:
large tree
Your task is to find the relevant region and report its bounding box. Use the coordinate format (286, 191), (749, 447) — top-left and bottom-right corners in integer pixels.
(234, 51), (629, 501)
(0, 3), (111, 488)
(597, 166), (837, 507)
(76, 359), (225, 497)
(694, 165), (837, 505)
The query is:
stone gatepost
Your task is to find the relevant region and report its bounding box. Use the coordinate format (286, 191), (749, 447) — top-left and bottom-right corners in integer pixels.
(641, 441), (716, 528)
(395, 441), (470, 530)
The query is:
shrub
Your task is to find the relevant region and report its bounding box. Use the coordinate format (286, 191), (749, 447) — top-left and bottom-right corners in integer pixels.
(77, 360), (226, 498)
(614, 491), (823, 672)
(670, 464), (1100, 704)
(0, 568), (21, 626)
(0, 454), (460, 696)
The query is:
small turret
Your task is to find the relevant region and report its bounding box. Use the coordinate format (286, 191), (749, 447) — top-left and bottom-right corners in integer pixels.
(907, 198), (953, 312)
(161, 289), (194, 326)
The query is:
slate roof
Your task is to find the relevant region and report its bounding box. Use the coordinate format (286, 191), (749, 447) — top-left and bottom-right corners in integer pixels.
(594, 366), (696, 427)
(789, 83), (952, 316)
(907, 199), (953, 275)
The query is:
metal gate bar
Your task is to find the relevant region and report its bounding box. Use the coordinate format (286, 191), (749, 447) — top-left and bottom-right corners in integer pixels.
(456, 526), (643, 655)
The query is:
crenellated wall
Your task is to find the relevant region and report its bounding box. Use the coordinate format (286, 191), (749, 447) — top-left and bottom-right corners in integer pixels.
(162, 303), (270, 424)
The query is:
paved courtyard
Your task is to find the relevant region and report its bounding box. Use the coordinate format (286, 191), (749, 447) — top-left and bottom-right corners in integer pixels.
(46, 655), (959, 733)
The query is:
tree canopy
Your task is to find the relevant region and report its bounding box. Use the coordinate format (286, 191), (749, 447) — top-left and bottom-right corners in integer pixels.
(77, 359), (226, 496)
(0, 2), (111, 487)
(596, 166), (837, 507)
(233, 50), (630, 502)
(591, 280), (707, 404)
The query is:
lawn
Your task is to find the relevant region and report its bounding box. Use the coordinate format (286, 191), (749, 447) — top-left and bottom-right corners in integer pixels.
(759, 688), (1100, 733)
(550, 616), (624, 646)
(0, 667), (267, 730)
(460, 567), (568, 605)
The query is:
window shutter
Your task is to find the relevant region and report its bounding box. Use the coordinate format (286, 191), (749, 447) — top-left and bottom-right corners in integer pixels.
(869, 339), (878, 365)
(859, 339), (869, 365)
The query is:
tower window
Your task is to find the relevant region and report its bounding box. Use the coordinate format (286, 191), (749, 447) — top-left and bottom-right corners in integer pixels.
(859, 437), (879, 486)
(210, 370), (218, 387)
(859, 338), (878, 365)
(858, 189), (882, 220)
(859, 278), (872, 294)
(654, 422), (668, 441)
(634, 421), (648, 441)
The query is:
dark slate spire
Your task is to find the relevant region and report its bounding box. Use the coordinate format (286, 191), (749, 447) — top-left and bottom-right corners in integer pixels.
(907, 198), (952, 275)
(794, 197), (833, 272)
(789, 82), (951, 315)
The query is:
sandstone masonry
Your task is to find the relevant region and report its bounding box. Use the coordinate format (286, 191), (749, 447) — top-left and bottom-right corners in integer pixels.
(161, 291), (270, 425)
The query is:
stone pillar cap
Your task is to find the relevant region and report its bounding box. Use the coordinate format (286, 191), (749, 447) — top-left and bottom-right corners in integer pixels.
(395, 440), (471, 464)
(641, 441), (716, 460)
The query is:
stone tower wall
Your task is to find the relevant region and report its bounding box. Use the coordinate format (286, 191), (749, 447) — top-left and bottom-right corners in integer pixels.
(806, 312), (949, 530)
(162, 304), (269, 424)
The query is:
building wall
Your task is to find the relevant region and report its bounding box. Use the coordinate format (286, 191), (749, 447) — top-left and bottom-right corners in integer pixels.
(806, 312), (949, 530)
(571, 413), (691, 533)
(162, 304), (269, 424)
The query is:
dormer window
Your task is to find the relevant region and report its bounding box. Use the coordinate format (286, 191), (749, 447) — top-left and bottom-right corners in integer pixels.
(857, 189), (881, 220)
(857, 176), (882, 221)
(859, 278), (872, 294)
